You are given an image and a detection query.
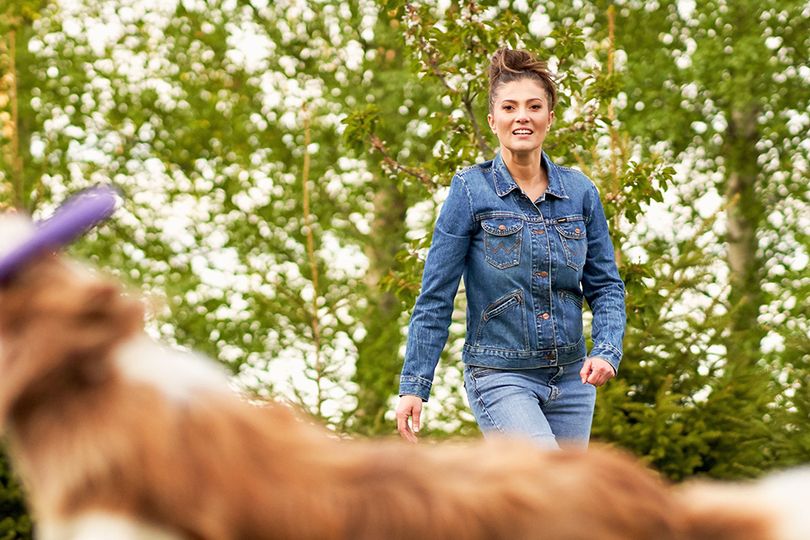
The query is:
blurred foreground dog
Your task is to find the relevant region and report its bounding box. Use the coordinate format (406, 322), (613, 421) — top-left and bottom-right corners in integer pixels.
(0, 213), (808, 540)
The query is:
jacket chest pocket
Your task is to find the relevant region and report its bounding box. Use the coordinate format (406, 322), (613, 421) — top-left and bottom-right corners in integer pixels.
(555, 220), (587, 271)
(481, 218), (524, 269)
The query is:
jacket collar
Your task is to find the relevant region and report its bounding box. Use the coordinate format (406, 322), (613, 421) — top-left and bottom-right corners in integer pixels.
(492, 151), (569, 200)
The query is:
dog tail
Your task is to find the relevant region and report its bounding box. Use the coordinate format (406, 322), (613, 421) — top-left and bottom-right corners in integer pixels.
(678, 467), (810, 540)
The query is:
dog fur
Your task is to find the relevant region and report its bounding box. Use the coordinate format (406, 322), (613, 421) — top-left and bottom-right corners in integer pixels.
(0, 221), (807, 539)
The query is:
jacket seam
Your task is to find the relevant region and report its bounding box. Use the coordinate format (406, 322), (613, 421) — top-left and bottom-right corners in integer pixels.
(456, 171), (475, 226)
(586, 182), (600, 225)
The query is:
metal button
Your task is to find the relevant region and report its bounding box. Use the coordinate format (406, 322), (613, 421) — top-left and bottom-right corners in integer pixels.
(532, 229), (545, 234)
(541, 312), (550, 320)
(498, 224), (506, 231)
(574, 227), (581, 233)
(539, 271), (548, 278)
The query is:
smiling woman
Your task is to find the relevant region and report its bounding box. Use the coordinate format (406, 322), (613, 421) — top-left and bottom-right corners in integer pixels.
(486, 49), (557, 201)
(396, 48), (626, 449)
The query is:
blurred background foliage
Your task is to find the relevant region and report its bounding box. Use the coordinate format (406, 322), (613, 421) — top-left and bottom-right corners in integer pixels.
(1, 0), (808, 532)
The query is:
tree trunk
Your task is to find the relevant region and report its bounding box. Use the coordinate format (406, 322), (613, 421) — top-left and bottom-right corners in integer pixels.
(724, 107), (765, 363)
(0, 30), (24, 209)
(352, 180), (407, 435)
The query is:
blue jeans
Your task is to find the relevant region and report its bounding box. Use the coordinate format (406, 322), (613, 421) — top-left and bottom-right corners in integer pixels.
(463, 359), (596, 450)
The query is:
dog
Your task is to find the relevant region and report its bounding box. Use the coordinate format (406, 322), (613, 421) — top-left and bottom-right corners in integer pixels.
(0, 213), (808, 540)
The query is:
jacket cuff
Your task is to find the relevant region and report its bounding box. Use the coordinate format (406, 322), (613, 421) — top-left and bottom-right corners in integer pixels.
(588, 343), (622, 374)
(399, 375), (432, 402)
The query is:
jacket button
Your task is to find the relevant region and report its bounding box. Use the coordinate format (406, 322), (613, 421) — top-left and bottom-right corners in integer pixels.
(574, 227), (581, 233)
(540, 312), (550, 320)
(539, 271), (548, 278)
(532, 228), (545, 234)
(498, 224), (507, 231)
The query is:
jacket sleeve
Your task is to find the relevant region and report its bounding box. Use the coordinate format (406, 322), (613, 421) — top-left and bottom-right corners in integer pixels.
(399, 173), (475, 401)
(582, 182), (626, 373)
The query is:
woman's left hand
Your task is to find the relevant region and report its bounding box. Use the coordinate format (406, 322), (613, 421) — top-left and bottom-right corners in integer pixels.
(580, 357), (615, 387)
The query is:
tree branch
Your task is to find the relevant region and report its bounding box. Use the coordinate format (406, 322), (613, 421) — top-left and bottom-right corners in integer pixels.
(404, 3), (492, 157)
(369, 134), (435, 187)
(301, 103), (326, 418)
(462, 86), (493, 157)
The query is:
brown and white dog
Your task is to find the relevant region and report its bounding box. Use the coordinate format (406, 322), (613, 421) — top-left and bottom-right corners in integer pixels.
(0, 214), (807, 540)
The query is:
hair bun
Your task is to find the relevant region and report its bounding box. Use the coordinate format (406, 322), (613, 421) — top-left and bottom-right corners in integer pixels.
(490, 48), (549, 75)
(488, 48), (557, 111)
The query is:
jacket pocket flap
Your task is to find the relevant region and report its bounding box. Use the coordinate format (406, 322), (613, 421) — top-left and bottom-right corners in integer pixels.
(481, 218), (524, 236)
(554, 221), (586, 239)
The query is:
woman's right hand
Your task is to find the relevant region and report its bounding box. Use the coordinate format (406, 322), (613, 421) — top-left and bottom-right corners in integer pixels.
(395, 395), (423, 443)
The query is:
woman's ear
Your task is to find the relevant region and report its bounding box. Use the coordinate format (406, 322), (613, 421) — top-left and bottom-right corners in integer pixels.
(487, 113), (495, 132)
(548, 110), (555, 130)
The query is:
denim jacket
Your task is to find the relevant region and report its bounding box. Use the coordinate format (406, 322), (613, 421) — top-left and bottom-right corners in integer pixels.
(399, 152), (626, 401)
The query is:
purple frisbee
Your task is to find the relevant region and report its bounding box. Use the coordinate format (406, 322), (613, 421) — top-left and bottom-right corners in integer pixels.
(0, 185), (119, 283)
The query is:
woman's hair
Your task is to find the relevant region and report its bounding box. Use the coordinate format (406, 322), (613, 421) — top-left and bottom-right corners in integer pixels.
(488, 48), (557, 112)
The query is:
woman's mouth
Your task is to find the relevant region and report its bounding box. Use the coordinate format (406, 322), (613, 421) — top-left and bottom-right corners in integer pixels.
(512, 129), (533, 136)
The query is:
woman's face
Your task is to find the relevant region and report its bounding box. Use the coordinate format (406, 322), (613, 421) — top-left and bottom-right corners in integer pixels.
(487, 78), (554, 156)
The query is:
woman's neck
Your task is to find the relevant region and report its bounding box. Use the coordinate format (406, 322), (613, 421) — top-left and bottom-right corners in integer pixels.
(501, 148), (547, 197)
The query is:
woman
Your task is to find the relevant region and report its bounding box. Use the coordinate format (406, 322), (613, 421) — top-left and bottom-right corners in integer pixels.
(395, 48), (625, 449)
